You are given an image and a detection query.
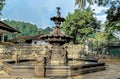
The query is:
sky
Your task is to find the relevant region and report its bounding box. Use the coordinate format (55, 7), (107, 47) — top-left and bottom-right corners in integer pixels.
(1, 0), (109, 29)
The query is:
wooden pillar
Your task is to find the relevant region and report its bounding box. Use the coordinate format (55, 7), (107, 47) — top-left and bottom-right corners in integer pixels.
(1, 34), (4, 42)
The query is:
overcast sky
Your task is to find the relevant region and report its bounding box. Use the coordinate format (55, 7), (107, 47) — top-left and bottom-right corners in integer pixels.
(1, 0), (109, 28)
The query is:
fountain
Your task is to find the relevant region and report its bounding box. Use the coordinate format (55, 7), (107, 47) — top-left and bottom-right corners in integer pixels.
(40, 7), (106, 77)
(2, 7), (106, 78)
(40, 7), (72, 65)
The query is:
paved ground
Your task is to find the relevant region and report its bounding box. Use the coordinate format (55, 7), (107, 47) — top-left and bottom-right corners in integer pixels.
(0, 63), (120, 79)
(78, 64), (120, 79)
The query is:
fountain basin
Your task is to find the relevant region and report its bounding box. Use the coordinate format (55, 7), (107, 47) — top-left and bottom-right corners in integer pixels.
(46, 64), (105, 77)
(3, 59), (106, 77)
(3, 59), (35, 77)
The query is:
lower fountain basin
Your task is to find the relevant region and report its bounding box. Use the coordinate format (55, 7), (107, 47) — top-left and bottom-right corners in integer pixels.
(3, 59), (106, 77)
(3, 59), (35, 77)
(46, 59), (106, 77)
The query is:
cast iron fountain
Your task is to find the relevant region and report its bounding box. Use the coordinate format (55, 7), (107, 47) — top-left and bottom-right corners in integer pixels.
(3, 7), (106, 78)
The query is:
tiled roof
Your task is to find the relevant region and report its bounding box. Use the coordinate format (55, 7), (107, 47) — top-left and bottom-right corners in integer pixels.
(9, 36), (33, 43)
(30, 34), (44, 40)
(0, 21), (19, 34)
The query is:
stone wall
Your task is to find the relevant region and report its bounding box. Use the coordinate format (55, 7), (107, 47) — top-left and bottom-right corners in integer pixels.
(0, 45), (14, 59)
(14, 45), (46, 59)
(0, 45), (46, 59)
(0, 44), (84, 59)
(66, 44), (84, 58)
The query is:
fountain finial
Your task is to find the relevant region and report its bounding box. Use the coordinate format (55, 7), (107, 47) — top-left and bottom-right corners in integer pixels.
(57, 7), (61, 17)
(50, 7), (65, 27)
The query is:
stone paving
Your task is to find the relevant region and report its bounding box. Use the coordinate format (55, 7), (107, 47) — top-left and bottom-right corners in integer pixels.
(80, 64), (120, 79)
(0, 63), (120, 79)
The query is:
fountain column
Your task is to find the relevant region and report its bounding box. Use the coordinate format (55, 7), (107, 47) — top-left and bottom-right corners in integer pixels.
(50, 44), (65, 65)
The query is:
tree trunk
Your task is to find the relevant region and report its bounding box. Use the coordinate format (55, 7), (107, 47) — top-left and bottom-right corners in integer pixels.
(73, 36), (76, 44)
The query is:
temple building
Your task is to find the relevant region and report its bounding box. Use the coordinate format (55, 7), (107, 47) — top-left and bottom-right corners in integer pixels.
(0, 21), (19, 42)
(8, 35), (48, 45)
(29, 34), (48, 45)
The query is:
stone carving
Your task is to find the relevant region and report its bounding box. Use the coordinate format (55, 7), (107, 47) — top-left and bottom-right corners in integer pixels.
(36, 54), (44, 63)
(84, 39), (89, 54)
(61, 46), (68, 64)
(45, 46), (51, 65)
(12, 51), (19, 64)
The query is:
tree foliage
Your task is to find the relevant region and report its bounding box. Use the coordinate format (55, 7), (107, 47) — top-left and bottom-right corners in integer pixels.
(3, 20), (39, 36)
(105, 0), (120, 40)
(0, 0), (5, 15)
(75, 0), (118, 9)
(75, 0), (93, 9)
(62, 7), (101, 43)
(40, 27), (52, 34)
(106, 1), (120, 31)
(94, 32), (107, 46)
(3, 20), (52, 39)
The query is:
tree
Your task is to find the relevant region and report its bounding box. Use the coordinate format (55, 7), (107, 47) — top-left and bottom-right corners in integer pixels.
(62, 7), (101, 43)
(75, 0), (93, 9)
(41, 27), (52, 34)
(105, 0), (120, 40)
(3, 20), (39, 40)
(3, 20), (52, 39)
(75, 0), (115, 9)
(94, 32), (108, 46)
(0, 0), (5, 15)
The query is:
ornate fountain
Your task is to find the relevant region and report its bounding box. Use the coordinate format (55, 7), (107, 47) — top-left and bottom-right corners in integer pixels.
(39, 7), (106, 77)
(40, 7), (72, 65)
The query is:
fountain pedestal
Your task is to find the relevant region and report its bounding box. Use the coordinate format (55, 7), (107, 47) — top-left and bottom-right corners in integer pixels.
(50, 45), (61, 65)
(50, 45), (68, 65)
